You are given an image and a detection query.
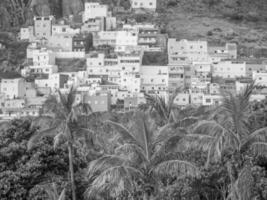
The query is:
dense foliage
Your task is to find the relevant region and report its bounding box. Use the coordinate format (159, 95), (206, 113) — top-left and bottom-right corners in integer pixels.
(0, 85), (267, 200)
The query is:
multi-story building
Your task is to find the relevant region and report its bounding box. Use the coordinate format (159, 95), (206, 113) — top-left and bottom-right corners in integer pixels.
(131, 0), (157, 11)
(73, 35), (86, 52)
(83, 2), (108, 23)
(82, 17), (106, 33)
(118, 52), (142, 93)
(35, 74), (69, 92)
(168, 64), (185, 91)
(173, 93), (190, 106)
(191, 92), (204, 105)
(246, 64), (267, 77)
(202, 94), (223, 106)
(32, 48), (56, 66)
(168, 39), (209, 64)
(115, 31), (138, 52)
(253, 71), (267, 87)
(212, 61), (246, 78)
(140, 65), (169, 97)
(191, 61), (211, 92)
(83, 92), (111, 112)
(1, 78), (27, 99)
(93, 31), (117, 47)
(33, 16), (54, 39)
(20, 26), (34, 41)
(52, 24), (80, 35)
(208, 43), (237, 62)
(47, 34), (73, 51)
(21, 65), (58, 77)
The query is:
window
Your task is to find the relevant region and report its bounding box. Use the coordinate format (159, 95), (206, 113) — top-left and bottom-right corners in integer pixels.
(206, 99), (211, 103)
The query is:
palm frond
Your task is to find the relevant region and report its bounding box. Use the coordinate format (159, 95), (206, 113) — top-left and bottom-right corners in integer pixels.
(153, 159), (200, 178)
(193, 120), (240, 146)
(86, 166), (141, 199)
(240, 127), (267, 155)
(115, 143), (148, 163)
(27, 123), (64, 150)
(235, 166), (254, 200)
(87, 155), (127, 180)
(106, 120), (141, 148)
(58, 188), (66, 200)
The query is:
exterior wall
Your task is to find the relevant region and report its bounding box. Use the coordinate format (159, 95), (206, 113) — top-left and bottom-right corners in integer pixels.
(73, 35), (86, 52)
(22, 65), (58, 77)
(116, 31), (138, 49)
(34, 16), (54, 39)
(131, 0), (157, 11)
(54, 51), (85, 59)
(106, 17), (117, 30)
(168, 39), (209, 64)
(173, 93), (190, 106)
(253, 71), (267, 87)
(83, 3), (108, 23)
(1, 78), (26, 99)
(141, 65), (169, 95)
(35, 74), (68, 92)
(202, 95), (223, 106)
(246, 64), (267, 77)
(32, 49), (56, 66)
(168, 64), (185, 91)
(191, 93), (204, 105)
(209, 83), (220, 95)
(83, 92), (111, 112)
(4, 99), (25, 109)
(208, 43), (237, 62)
(20, 26), (34, 40)
(81, 17), (106, 33)
(93, 31), (117, 47)
(52, 25), (80, 35)
(47, 35), (73, 51)
(226, 43), (237, 59)
(212, 61), (246, 78)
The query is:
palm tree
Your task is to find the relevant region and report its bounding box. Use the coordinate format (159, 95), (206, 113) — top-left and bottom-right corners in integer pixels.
(85, 111), (199, 200)
(141, 89), (180, 124)
(41, 183), (66, 200)
(191, 83), (267, 200)
(28, 87), (92, 200)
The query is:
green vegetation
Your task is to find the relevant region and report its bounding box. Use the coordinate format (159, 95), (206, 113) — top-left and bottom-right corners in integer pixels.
(0, 83), (267, 200)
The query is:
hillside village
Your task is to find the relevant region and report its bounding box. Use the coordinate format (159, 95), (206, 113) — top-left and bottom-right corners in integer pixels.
(1, 0), (267, 120)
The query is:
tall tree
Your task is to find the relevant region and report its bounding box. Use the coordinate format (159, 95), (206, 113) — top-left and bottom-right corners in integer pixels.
(191, 83), (267, 200)
(28, 87), (92, 200)
(85, 111), (199, 200)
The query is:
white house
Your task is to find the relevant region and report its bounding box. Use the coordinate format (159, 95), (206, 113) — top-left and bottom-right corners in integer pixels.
(202, 94), (223, 106)
(168, 39), (209, 64)
(93, 31), (117, 47)
(115, 31), (138, 52)
(212, 61), (246, 78)
(52, 24), (80, 36)
(32, 48), (56, 66)
(1, 78), (27, 99)
(35, 74), (69, 93)
(83, 2), (108, 23)
(253, 71), (267, 87)
(33, 16), (54, 39)
(141, 65), (169, 97)
(131, 0), (157, 11)
(173, 93), (190, 106)
(21, 65), (58, 77)
(20, 26), (34, 41)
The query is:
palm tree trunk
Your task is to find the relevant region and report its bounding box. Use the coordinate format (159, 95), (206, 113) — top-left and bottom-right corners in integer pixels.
(68, 142), (76, 200)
